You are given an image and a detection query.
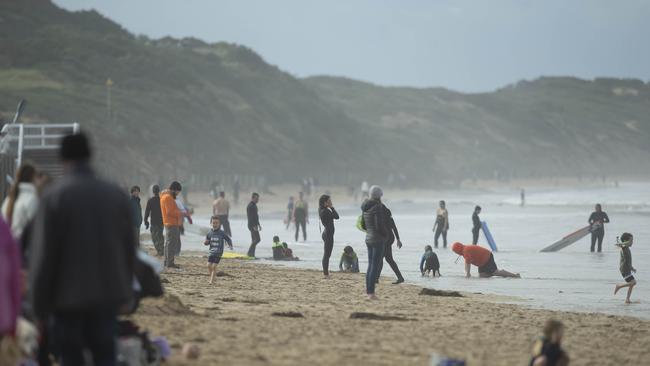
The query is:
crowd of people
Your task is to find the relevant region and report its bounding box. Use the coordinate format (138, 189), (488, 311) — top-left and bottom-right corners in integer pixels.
(0, 131), (635, 365)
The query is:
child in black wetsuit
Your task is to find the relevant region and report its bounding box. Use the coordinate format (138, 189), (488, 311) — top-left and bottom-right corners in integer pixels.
(614, 232), (636, 304)
(530, 319), (569, 366)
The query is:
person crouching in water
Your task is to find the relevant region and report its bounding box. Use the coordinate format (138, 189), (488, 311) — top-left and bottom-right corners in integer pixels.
(339, 245), (359, 273)
(614, 232), (637, 304)
(204, 216), (232, 284)
(452, 242), (520, 278)
(272, 236), (298, 260)
(530, 319), (569, 366)
(420, 245), (441, 277)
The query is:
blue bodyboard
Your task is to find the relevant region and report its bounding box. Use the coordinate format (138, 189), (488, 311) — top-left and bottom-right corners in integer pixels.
(481, 221), (498, 252)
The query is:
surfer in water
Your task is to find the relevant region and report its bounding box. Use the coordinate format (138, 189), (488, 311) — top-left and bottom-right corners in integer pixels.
(452, 242), (520, 278)
(471, 206), (482, 245)
(588, 203), (610, 252)
(433, 200), (449, 248)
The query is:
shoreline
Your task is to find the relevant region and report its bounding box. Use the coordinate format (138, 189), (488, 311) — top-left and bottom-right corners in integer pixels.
(132, 252), (649, 365)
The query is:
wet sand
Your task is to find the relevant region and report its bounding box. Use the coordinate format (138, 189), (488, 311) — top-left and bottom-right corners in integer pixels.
(132, 252), (649, 366)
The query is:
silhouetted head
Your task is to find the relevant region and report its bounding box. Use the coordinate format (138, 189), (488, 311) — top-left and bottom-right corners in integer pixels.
(169, 181), (182, 198)
(60, 132), (91, 162)
(474, 205), (482, 213)
(620, 232), (633, 246)
(251, 192), (259, 203)
(319, 194), (331, 209)
(273, 235), (280, 242)
(152, 185), (160, 195)
(439, 200), (446, 208)
(344, 245), (354, 254)
(543, 320), (564, 343)
(424, 245), (433, 252)
(130, 185), (140, 198)
(595, 203), (602, 212)
(219, 191), (225, 198)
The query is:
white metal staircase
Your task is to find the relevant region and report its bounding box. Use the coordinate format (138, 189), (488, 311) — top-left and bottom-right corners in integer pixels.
(0, 123), (80, 194)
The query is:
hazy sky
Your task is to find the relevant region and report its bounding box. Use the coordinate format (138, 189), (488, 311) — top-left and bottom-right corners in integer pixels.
(53, 0), (650, 92)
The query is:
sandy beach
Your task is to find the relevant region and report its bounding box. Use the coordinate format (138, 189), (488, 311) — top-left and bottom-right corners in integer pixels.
(132, 252), (649, 366)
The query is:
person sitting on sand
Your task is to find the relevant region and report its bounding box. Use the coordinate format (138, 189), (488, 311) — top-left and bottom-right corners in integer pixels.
(282, 242), (298, 261)
(420, 245), (441, 277)
(339, 245), (359, 273)
(530, 319), (569, 366)
(614, 232), (637, 304)
(272, 235), (286, 260)
(204, 216), (232, 284)
(452, 242), (520, 278)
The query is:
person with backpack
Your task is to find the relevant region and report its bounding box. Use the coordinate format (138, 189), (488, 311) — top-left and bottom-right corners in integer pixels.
(318, 194), (339, 277)
(361, 185), (389, 300)
(293, 192), (308, 242)
(420, 245), (441, 277)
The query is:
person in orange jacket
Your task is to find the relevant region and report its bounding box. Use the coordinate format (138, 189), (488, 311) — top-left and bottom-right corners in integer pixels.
(161, 181), (183, 268)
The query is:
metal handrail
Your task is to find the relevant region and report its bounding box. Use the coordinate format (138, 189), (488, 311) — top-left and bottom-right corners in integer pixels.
(0, 123), (79, 166)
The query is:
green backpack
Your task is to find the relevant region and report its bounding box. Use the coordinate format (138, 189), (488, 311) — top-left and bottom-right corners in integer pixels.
(356, 214), (366, 232)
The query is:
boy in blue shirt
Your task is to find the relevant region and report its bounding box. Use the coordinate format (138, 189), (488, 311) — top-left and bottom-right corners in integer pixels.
(204, 216), (232, 284)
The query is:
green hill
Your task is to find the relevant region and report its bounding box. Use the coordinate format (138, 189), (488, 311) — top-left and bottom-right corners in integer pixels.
(1, 0), (649, 188)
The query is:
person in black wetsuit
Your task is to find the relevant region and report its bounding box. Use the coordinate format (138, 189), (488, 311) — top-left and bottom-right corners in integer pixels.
(383, 207), (405, 284)
(471, 205), (482, 245)
(433, 200), (449, 248)
(318, 194), (339, 277)
(246, 193), (261, 257)
(293, 191), (308, 242)
(588, 203), (609, 252)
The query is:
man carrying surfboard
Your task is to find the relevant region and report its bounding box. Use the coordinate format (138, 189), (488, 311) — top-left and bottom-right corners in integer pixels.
(452, 242), (520, 278)
(588, 204), (609, 252)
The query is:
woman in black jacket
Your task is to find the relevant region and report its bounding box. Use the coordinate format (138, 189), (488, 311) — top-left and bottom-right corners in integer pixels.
(319, 194), (339, 277)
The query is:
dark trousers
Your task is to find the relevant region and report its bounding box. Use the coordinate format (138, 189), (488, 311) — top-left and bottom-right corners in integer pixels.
(365, 242), (386, 294)
(150, 224), (164, 256)
(295, 218), (307, 241)
(248, 228), (261, 257)
(383, 243), (403, 281)
(591, 230), (605, 252)
(434, 227), (447, 248)
(164, 226), (181, 267)
(472, 228), (480, 244)
(52, 309), (117, 366)
(322, 231), (334, 276)
(217, 215), (231, 237)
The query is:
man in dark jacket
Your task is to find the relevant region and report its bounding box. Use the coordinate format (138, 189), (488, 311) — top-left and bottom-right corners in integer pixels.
(361, 185), (389, 300)
(29, 133), (136, 366)
(472, 205), (482, 244)
(144, 185), (164, 256)
(247, 192), (261, 257)
(130, 185), (143, 246)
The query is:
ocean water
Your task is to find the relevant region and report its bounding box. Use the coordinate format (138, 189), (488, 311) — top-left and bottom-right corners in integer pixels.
(177, 182), (650, 319)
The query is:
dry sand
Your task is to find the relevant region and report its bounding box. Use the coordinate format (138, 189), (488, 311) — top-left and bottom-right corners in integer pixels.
(132, 252), (649, 366)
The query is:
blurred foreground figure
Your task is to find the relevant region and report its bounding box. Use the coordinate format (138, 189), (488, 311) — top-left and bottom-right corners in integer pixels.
(530, 320), (569, 366)
(29, 133), (136, 366)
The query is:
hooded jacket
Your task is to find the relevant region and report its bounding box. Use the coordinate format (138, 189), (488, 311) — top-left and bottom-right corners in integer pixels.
(160, 190), (182, 227)
(361, 199), (389, 246)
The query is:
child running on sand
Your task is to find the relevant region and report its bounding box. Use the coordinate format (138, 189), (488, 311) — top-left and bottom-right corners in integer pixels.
(420, 245), (441, 277)
(614, 232), (637, 304)
(529, 319), (569, 366)
(339, 246), (359, 273)
(204, 216), (232, 284)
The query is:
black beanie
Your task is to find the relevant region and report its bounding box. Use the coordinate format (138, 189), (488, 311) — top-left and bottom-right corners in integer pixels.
(60, 133), (91, 161)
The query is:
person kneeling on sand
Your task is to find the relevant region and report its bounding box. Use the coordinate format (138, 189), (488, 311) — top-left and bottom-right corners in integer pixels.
(339, 245), (359, 273)
(204, 216), (232, 284)
(271, 236), (298, 261)
(614, 232), (637, 304)
(420, 245), (441, 277)
(282, 242), (298, 261)
(452, 242), (520, 278)
(530, 319), (569, 366)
